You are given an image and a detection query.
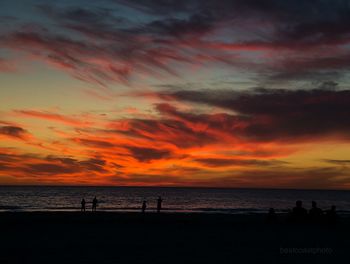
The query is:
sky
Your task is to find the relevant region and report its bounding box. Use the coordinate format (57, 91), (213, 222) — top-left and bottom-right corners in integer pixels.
(1, 0), (350, 188)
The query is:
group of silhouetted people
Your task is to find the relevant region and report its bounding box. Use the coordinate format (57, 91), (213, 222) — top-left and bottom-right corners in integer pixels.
(80, 196), (163, 213)
(80, 196), (98, 212)
(80, 197), (338, 223)
(140, 196), (164, 214)
(291, 200), (337, 223)
(267, 200), (337, 224)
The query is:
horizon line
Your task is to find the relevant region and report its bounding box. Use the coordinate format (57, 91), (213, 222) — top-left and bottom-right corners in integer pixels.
(0, 184), (349, 192)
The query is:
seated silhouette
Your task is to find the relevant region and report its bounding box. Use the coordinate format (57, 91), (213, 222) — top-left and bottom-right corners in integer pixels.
(291, 200), (307, 222)
(325, 205), (337, 224)
(266, 208), (277, 223)
(309, 201), (323, 222)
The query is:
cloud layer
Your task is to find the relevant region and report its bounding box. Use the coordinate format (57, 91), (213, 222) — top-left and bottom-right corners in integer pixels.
(1, 0), (350, 85)
(1, 0), (350, 188)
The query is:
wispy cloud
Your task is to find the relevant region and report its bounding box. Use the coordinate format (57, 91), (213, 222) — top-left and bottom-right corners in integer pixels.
(14, 110), (93, 126)
(1, 1), (350, 85)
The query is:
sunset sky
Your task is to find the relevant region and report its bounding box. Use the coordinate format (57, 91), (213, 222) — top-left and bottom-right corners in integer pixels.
(1, 0), (350, 188)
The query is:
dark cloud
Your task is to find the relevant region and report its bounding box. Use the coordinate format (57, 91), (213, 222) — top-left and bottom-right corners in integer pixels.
(126, 146), (172, 162)
(0, 126), (29, 139)
(46, 155), (107, 172)
(323, 159), (350, 166)
(37, 5), (124, 28)
(194, 158), (286, 167)
(77, 139), (114, 148)
(1, 0), (350, 84)
(155, 88), (350, 142)
(25, 163), (80, 174)
(112, 118), (217, 148)
(114, 0), (196, 15)
(116, 0), (350, 46)
(0, 153), (23, 162)
(270, 53), (350, 81)
(79, 158), (107, 172)
(79, 0), (350, 82)
(139, 12), (215, 38)
(0, 152), (109, 175)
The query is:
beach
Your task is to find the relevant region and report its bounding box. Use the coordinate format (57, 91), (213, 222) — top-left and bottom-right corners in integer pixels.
(0, 212), (347, 264)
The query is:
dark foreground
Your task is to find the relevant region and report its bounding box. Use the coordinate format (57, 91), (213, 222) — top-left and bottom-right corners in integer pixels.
(0, 212), (348, 264)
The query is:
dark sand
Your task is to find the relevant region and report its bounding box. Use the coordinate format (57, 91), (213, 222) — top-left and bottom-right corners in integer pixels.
(0, 212), (348, 264)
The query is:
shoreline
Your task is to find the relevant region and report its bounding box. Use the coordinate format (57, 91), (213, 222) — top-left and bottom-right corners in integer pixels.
(1, 208), (350, 216)
(1, 184), (350, 191)
(0, 210), (348, 222)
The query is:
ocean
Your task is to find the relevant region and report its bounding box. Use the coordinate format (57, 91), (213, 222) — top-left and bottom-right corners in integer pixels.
(0, 186), (349, 214)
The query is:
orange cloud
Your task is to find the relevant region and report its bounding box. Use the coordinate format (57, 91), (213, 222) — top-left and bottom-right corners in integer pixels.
(14, 110), (93, 127)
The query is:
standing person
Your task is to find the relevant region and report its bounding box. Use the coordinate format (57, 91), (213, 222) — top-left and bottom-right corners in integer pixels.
(157, 196), (163, 213)
(142, 200), (147, 213)
(309, 201), (323, 222)
(81, 198), (86, 212)
(92, 196), (98, 212)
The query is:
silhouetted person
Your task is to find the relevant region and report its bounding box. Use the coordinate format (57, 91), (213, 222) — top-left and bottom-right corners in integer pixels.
(266, 208), (277, 223)
(92, 196), (98, 212)
(309, 201), (322, 222)
(291, 200), (307, 222)
(142, 200), (147, 213)
(81, 198), (86, 212)
(157, 196), (163, 213)
(326, 205), (337, 224)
